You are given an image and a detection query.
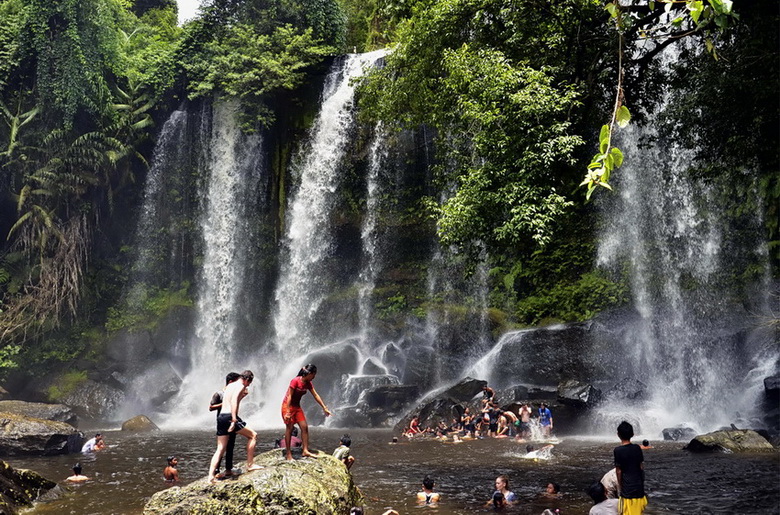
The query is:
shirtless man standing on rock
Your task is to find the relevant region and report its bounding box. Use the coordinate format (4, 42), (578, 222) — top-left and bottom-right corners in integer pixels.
(207, 369), (263, 482)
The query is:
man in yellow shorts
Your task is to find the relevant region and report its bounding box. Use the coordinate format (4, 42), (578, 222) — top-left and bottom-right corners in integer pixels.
(614, 420), (648, 514)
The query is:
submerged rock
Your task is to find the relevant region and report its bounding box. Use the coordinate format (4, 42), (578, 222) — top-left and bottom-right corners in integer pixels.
(121, 415), (160, 432)
(557, 380), (602, 408)
(662, 426), (697, 441)
(684, 429), (775, 453)
(0, 460), (58, 514)
(0, 401), (79, 428)
(0, 412), (83, 456)
(143, 449), (362, 514)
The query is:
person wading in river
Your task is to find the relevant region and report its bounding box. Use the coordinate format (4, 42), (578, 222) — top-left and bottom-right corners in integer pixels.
(207, 370), (262, 482)
(614, 420), (647, 515)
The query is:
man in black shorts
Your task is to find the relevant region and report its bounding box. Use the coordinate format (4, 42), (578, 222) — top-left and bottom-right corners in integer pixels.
(207, 370), (263, 482)
(209, 372), (240, 478)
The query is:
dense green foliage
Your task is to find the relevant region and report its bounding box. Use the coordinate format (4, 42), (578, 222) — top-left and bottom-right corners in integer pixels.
(0, 0), (346, 374)
(0, 0), (775, 382)
(359, 0), (606, 257)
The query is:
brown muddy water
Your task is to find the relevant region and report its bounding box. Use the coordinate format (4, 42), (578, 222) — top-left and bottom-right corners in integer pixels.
(7, 428), (779, 514)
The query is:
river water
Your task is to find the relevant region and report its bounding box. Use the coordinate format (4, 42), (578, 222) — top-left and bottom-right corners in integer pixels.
(8, 428), (779, 514)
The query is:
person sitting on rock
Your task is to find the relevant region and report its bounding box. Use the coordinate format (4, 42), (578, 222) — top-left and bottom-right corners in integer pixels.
(333, 434), (355, 470)
(66, 463), (89, 482)
(405, 415), (421, 436)
(163, 456), (179, 482)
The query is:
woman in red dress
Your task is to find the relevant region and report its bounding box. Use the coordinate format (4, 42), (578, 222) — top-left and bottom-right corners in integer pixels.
(281, 364), (331, 460)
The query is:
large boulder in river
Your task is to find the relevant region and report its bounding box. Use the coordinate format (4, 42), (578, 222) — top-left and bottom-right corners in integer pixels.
(143, 449), (362, 514)
(302, 339), (361, 403)
(440, 377), (486, 403)
(662, 426), (698, 441)
(121, 415), (159, 432)
(394, 397), (462, 433)
(557, 380), (602, 408)
(59, 380), (125, 421)
(0, 412), (83, 456)
(0, 401), (78, 428)
(684, 429), (775, 453)
(0, 460), (58, 514)
(604, 378), (647, 401)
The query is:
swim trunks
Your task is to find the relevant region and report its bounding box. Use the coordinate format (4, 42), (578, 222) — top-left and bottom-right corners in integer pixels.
(216, 413), (246, 435)
(282, 406), (306, 425)
(618, 496), (647, 515)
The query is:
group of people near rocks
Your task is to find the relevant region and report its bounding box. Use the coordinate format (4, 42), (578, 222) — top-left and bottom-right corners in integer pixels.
(67, 374), (649, 514)
(400, 384), (649, 514)
(404, 385), (555, 440)
(205, 364), (336, 482)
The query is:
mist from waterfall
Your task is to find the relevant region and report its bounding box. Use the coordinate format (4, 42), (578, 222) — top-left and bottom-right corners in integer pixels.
(595, 48), (774, 434)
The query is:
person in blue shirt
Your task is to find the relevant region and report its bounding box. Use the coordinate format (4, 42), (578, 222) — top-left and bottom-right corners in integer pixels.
(538, 403), (553, 437)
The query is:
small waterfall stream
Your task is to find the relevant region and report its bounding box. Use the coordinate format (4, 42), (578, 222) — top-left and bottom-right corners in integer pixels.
(127, 110), (188, 304)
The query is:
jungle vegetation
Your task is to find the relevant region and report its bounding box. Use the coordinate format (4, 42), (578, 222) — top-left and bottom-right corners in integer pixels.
(0, 0), (776, 376)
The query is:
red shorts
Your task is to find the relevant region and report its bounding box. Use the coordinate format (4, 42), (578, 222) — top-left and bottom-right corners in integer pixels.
(282, 406), (306, 425)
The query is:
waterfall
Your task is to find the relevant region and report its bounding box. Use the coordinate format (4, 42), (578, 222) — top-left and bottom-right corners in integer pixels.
(596, 48), (774, 434)
(169, 100), (264, 423)
(127, 109), (188, 304)
(357, 124), (388, 344)
(273, 50), (387, 356)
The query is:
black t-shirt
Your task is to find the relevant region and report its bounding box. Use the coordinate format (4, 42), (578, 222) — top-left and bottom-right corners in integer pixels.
(614, 443), (645, 498)
(211, 391), (223, 416)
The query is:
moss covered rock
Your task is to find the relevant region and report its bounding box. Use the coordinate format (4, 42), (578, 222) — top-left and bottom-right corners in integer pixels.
(144, 449), (363, 514)
(0, 460), (57, 514)
(121, 415), (159, 432)
(684, 429), (775, 453)
(0, 400), (79, 428)
(0, 412), (83, 456)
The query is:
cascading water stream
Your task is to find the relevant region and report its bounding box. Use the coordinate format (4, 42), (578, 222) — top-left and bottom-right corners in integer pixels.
(273, 50), (387, 357)
(357, 123), (388, 346)
(171, 100), (264, 424)
(595, 47), (774, 434)
(126, 109), (187, 305)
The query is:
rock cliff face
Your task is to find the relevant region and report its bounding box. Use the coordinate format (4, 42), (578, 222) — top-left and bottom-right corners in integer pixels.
(0, 460), (57, 514)
(144, 449), (363, 514)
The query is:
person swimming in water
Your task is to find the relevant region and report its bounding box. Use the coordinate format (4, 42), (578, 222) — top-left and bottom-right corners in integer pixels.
(417, 476), (441, 505)
(281, 364), (331, 461)
(163, 456), (179, 482)
(66, 463), (89, 482)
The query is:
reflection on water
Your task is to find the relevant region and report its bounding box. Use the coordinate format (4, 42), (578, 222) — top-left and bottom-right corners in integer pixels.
(7, 429), (779, 514)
